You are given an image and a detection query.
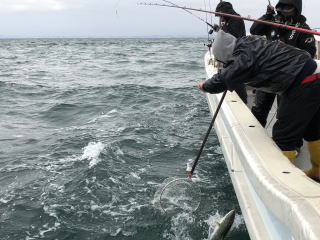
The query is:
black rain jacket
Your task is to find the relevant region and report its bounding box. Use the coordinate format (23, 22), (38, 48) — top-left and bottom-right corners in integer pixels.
(216, 2), (246, 38)
(250, 0), (316, 57)
(203, 35), (312, 95)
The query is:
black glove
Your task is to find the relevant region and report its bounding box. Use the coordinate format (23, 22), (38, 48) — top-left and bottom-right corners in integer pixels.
(266, 5), (275, 15)
(213, 24), (220, 32)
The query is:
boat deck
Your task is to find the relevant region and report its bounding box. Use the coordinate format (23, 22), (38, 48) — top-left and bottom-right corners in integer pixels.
(247, 89), (312, 171)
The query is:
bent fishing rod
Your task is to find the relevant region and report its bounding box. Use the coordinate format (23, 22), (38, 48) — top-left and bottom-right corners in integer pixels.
(162, 0), (215, 29)
(139, 2), (320, 36)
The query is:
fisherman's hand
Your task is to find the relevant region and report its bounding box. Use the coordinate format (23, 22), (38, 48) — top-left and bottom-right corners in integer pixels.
(266, 4), (275, 15)
(197, 82), (206, 92)
(213, 24), (220, 32)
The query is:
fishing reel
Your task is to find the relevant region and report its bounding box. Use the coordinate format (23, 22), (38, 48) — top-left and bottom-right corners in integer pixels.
(208, 24), (220, 35)
(205, 39), (214, 49)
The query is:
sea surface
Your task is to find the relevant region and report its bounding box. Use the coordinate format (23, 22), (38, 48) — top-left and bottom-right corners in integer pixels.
(0, 38), (250, 240)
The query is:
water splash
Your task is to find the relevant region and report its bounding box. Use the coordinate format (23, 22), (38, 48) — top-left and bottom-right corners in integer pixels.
(80, 141), (105, 168)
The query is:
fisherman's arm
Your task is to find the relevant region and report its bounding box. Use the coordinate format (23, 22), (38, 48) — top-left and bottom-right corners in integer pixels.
(198, 73), (227, 94)
(199, 51), (254, 94)
(250, 5), (274, 35)
(297, 24), (317, 58)
(224, 18), (246, 38)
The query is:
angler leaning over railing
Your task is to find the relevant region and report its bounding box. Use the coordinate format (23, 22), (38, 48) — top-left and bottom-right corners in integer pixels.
(250, 0), (316, 129)
(198, 30), (320, 182)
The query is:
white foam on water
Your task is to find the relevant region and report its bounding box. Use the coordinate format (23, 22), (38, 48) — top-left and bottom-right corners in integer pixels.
(122, 229), (137, 237)
(43, 204), (59, 219)
(109, 177), (120, 184)
(116, 147), (124, 156)
(186, 159), (194, 172)
(44, 155), (79, 172)
(108, 109), (118, 114)
(164, 211), (195, 240)
(190, 173), (202, 183)
(130, 172), (141, 180)
(233, 213), (246, 230)
(25, 237), (35, 240)
(214, 146), (222, 155)
(0, 198), (10, 204)
(110, 228), (122, 236)
(87, 109), (118, 123)
(80, 141), (105, 168)
(39, 225), (57, 238)
(117, 127), (126, 132)
(206, 211), (223, 236)
(13, 135), (24, 138)
(90, 201), (100, 211)
(147, 181), (158, 185)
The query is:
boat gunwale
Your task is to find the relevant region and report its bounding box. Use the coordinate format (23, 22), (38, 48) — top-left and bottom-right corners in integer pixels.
(204, 49), (320, 240)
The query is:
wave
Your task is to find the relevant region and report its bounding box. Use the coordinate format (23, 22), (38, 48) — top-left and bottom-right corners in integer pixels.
(80, 141), (105, 168)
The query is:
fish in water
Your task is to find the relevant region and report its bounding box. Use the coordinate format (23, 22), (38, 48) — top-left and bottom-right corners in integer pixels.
(208, 209), (236, 240)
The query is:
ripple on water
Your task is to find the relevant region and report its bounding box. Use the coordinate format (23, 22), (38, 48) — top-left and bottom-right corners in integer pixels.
(0, 38), (249, 240)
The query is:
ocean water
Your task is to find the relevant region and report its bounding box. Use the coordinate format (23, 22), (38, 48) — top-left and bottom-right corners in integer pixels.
(0, 38), (250, 240)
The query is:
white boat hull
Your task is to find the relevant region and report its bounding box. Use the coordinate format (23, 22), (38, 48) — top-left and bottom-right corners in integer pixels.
(204, 49), (320, 240)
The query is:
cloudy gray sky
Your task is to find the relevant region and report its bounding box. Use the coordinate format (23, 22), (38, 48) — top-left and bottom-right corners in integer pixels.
(0, 0), (318, 37)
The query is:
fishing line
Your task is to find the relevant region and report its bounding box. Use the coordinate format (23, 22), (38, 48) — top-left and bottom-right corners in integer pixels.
(138, 2), (320, 36)
(161, 0), (214, 29)
(115, 0), (121, 17)
(203, 0), (210, 39)
(208, 0), (213, 25)
(203, 0), (208, 23)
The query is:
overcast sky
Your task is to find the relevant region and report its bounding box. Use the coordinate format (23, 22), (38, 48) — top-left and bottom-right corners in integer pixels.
(0, 0), (318, 37)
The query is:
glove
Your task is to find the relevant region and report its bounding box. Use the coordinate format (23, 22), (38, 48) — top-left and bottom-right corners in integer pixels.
(213, 24), (220, 32)
(266, 4), (275, 15)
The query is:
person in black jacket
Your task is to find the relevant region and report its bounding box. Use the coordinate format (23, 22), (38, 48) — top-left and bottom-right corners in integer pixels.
(215, 1), (246, 38)
(250, 0), (316, 128)
(214, 1), (248, 104)
(198, 30), (320, 181)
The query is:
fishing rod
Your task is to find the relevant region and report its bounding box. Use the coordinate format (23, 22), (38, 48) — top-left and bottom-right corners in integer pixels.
(161, 0), (215, 29)
(139, 2), (320, 36)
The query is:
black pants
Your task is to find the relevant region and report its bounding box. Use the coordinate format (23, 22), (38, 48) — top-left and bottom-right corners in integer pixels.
(273, 79), (320, 151)
(251, 91), (276, 127)
(235, 84), (248, 104)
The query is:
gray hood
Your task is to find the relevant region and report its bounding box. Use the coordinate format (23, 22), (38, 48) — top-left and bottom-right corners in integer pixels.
(212, 30), (237, 64)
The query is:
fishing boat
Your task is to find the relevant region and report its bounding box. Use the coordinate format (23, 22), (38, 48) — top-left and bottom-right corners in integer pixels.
(204, 35), (320, 240)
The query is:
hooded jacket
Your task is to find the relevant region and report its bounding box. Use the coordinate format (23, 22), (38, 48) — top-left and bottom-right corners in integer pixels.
(215, 2), (246, 38)
(276, 0), (302, 15)
(250, 0), (316, 57)
(203, 35), (316, 95)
